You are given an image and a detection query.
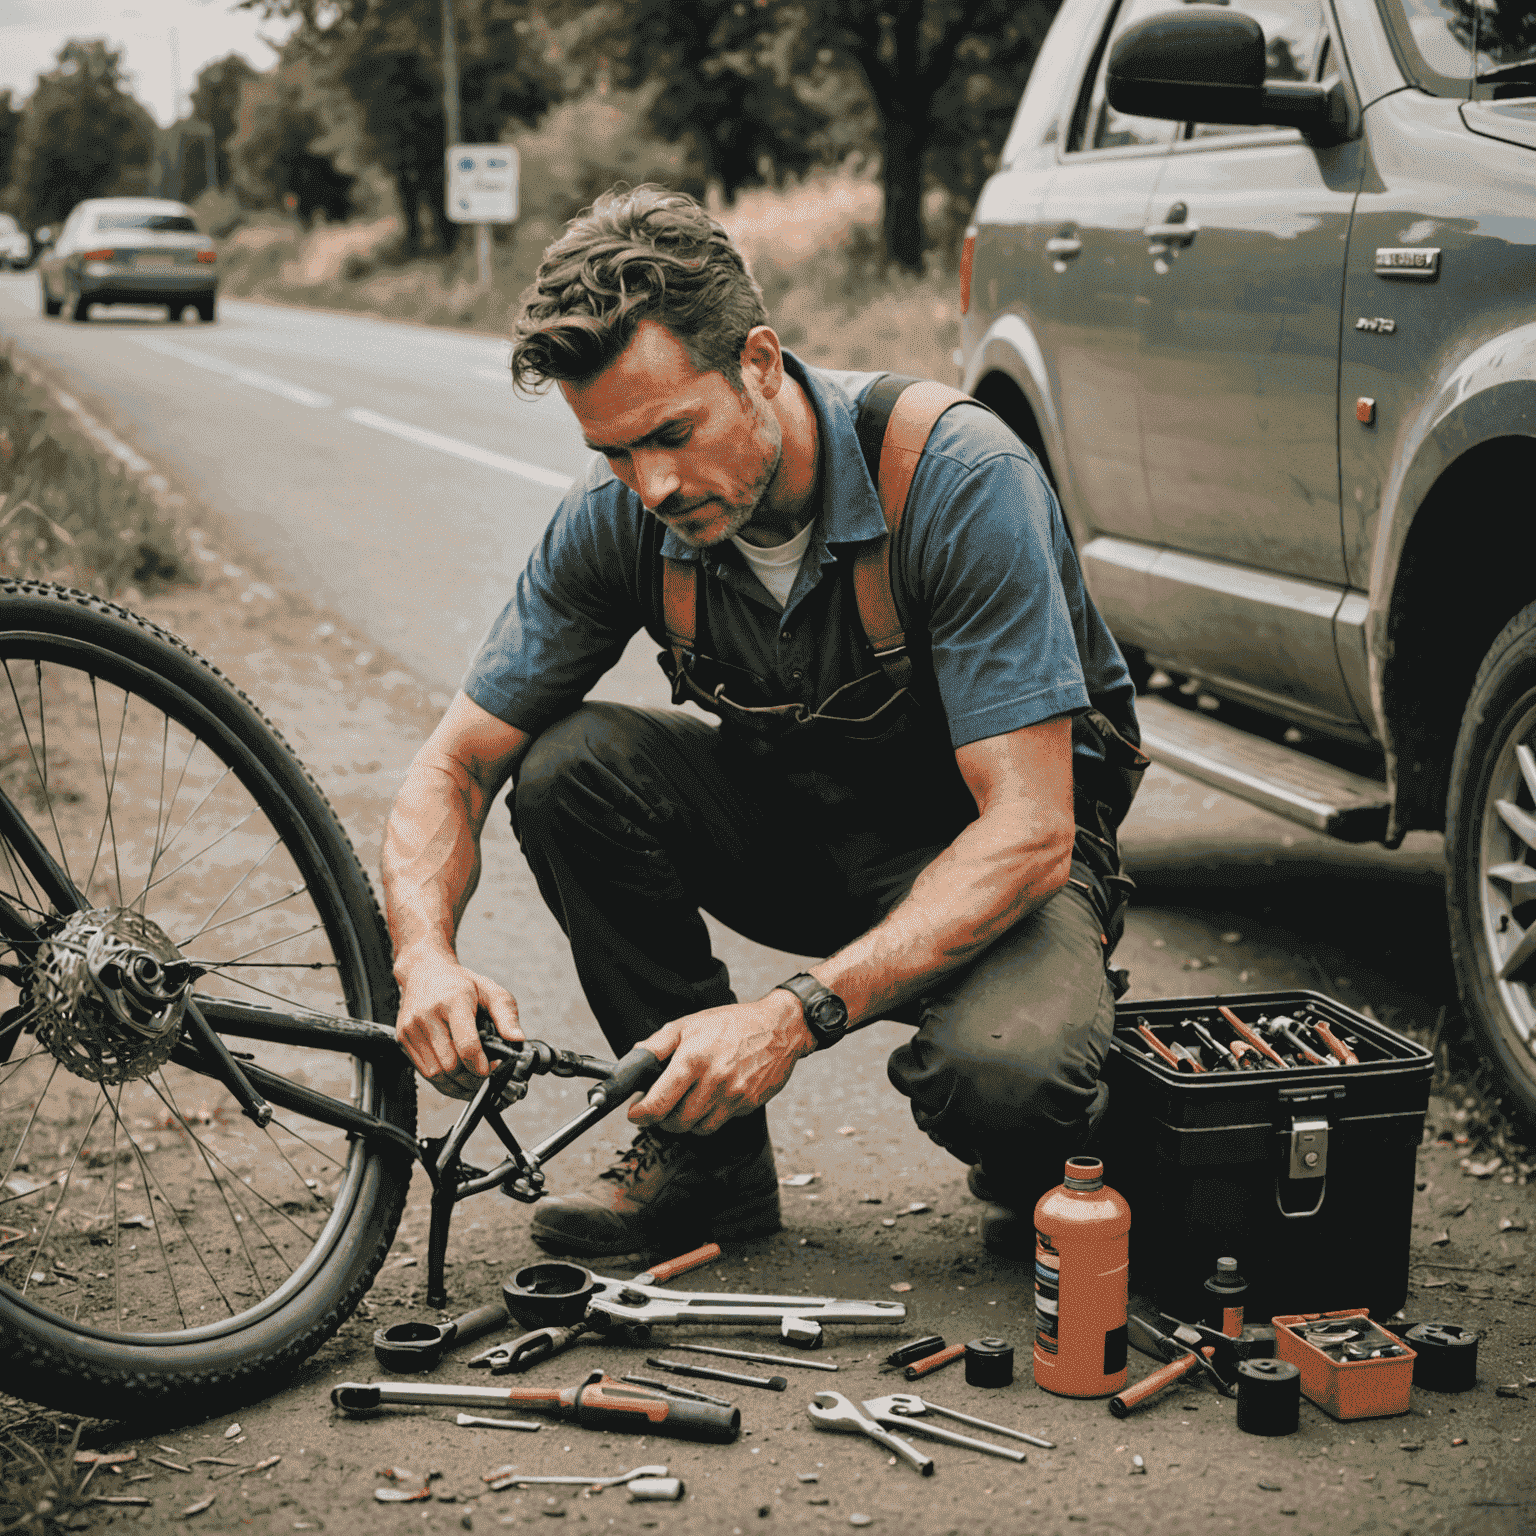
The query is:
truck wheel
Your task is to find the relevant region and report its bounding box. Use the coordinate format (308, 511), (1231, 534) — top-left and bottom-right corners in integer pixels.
(1446, 599), (1536, 1126)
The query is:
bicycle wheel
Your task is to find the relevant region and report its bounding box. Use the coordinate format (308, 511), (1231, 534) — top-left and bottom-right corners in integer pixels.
(0, 581), (415, 1418)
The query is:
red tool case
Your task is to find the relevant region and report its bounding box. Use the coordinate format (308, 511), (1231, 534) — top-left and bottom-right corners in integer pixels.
(1097, 991), (1433, 1325)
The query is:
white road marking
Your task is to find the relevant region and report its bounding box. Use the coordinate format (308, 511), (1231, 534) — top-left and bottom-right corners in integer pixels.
(52, 391), (155, 477)
(341, 406), (575, 490)
(136, 335), (335, 409)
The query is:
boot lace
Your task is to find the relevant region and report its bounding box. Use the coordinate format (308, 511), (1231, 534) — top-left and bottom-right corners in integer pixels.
(597, 1127), (675, 1188)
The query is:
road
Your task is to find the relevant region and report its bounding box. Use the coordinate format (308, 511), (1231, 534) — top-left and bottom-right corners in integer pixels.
(1, 277), (1530, 1536)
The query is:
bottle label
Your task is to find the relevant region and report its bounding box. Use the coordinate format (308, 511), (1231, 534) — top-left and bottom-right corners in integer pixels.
(1034, 1234), (1060, 1354)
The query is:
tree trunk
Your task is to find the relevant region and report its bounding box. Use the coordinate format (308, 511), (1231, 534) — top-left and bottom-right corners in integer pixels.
(880, 107), (928, 274)
(397, 166), (422, 257)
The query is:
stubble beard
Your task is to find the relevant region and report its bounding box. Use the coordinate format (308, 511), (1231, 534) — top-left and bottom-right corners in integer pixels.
(660, 395), (784, 549)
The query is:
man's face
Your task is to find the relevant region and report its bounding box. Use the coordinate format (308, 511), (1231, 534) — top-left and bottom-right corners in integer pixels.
(561, 320), (783, 548)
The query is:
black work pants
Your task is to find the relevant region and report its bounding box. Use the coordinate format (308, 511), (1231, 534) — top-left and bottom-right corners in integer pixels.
(509, 704), (1120, 1205)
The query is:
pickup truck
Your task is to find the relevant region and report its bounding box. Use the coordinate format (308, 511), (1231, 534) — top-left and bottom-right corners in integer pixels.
(958, 0), (1536, 1120)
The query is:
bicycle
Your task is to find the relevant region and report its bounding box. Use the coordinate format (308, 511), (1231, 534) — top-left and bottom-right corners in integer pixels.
(0, 580), (661, 1419)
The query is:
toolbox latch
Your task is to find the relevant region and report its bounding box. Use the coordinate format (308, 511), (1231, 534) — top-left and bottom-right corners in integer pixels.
(1289, 1117), (1329, 1180)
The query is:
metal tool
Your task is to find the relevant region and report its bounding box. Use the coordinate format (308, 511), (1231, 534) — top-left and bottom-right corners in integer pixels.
(667, 1341), (839, 1372)
(499, 1259), (905, 1346)
(1264, 1017), (1327, 1066)
(1166, 1042), (1207, 1073)
(1189, 1020), (1240, 1070)
(1217, 1005), (1289, 1068)
(331, 1371), (740, 1443)
(807, 1391), (934, 1476)
(375, 1298), (508, 1373)
(455, 1414), (543, 1430)
(646, 1356), (786, 1391)
(859, 1396), (1026, 1462)
(866, 1391), (1055, 1450)
(903, 1342), (965, 1380)
(487, 1463), (668, 1489)
(620, 1374), (734, 1408)
(884, 1336), (945, 1368)
(470, 1245), (718, 1374)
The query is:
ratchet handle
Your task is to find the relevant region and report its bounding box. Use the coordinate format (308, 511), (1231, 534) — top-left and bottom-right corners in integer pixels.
(1109, 1351), (1201, 1416)
(573, 1374), (741, 1443)
(588, 1047), (664, 1110)
(635, 1242), (721, 1285)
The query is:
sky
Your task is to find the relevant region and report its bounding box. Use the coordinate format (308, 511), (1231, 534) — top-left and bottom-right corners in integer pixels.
(0, 0), (299, 126)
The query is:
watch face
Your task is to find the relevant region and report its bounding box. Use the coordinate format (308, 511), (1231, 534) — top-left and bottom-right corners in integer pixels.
(809, 995), (848, 1031)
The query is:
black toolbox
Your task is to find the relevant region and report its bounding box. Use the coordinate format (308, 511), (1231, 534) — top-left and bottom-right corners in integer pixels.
(1097, 991), (1433, 1326)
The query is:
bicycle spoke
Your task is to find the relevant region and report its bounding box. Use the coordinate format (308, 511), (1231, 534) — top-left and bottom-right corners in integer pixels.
(138, 802), (257, 900)
(179, 886), (310, 946)
(83, 678), (129, 907)
(181, 834), (285, 943)
(137, 726), (200, 910)
(18, 1095), (108, 1298)
(268, 1114), (346, 1172)
(2, 659), (75, 892)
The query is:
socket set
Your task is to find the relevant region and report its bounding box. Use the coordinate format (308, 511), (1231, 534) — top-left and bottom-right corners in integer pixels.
(1120, 1000), (1376, 1075)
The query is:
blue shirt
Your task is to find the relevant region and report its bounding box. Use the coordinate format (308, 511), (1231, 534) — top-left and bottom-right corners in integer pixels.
(465, 354), (1136, 773)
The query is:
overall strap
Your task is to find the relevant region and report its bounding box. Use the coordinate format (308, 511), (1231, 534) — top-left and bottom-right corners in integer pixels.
(661, 553), (696, 677)
(853, 376), (973, 690)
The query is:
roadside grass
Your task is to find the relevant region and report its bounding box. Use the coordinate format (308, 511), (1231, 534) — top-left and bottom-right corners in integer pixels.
(0, 1410), (92, 1536)
(0, 349), (188, 598)
(210, 168), (963, 383)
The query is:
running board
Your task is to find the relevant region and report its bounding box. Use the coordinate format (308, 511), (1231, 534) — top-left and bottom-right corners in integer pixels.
(1135, 696), (1391, 842)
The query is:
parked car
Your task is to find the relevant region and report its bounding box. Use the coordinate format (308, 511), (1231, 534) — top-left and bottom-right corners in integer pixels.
(0, 215), (30, 269)
(960, 0), (1536, 1121)
(37, 197), (217, 323)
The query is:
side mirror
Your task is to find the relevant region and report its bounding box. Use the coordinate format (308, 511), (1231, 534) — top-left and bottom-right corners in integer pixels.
(1107, 6), (1353, 145)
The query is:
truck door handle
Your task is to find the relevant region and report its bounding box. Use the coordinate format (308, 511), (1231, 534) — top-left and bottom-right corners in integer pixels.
(1045, 236), (1082, 267)
(1145, 202), (1198, 248)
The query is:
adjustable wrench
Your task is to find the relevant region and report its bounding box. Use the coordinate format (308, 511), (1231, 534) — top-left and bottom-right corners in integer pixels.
(807, 1391), (934, 1476)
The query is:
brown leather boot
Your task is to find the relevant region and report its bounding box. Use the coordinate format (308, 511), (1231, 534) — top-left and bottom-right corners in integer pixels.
(528, 1123), (782, 1258)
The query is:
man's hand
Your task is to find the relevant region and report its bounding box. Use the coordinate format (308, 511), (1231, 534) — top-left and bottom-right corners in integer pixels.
(395, 950), (523, 1100)
(629, 991), (817, 1136)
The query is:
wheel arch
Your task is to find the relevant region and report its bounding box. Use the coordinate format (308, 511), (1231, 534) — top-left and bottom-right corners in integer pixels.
(963, 314), (1066, 496)
(1374, 421), (1536, 838)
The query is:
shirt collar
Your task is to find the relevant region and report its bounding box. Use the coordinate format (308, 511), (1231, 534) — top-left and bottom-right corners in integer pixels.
(658, 349), (887, 564)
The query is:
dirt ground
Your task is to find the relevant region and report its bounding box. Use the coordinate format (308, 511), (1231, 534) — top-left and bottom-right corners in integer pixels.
(2, 450), (1534, 1535)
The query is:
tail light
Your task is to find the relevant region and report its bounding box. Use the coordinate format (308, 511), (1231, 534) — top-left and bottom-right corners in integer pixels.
(959, 227), (976, 316)
(196, 249), (217, 264)
(82, 248), (115, 262)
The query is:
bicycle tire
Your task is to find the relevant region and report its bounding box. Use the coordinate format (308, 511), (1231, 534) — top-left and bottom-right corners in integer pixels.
(0, 580), (416, 1419)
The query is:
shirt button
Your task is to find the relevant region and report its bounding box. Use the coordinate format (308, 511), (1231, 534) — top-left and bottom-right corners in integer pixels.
(780, 630), (794, 643)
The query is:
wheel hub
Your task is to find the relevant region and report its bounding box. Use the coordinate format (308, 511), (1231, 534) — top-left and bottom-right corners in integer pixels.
(31, 908), (199, 1084)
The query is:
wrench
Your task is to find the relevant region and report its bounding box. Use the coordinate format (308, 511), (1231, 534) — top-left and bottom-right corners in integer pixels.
(374, 1298), (509, 1373)
(865, 1392), (1054, 1451)
(486, 1463), (668, 1490)
(807, 1391), (934, 1476)
(501, 1261), (906, 1345)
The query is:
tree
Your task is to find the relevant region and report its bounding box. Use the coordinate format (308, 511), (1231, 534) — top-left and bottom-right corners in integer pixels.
(7, 40), (158, 230)
(190, 53), (261, 189)
(0, 91), (21, 202)
(231, 63), (357, 224)
(591, 0), (1061, 272)
(239, 0), (565, 257)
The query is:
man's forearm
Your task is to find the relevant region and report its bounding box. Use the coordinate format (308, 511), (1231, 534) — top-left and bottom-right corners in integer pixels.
(812, 809), (1074, 1025)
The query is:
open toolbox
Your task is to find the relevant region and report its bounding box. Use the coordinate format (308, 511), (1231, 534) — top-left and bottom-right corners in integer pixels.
(1098, 991), (1433, 1326)
(1273, 1308), (1417, 1420)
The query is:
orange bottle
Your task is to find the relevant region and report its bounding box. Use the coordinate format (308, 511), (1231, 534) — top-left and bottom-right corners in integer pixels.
(1033, 1156), (1131, 1397)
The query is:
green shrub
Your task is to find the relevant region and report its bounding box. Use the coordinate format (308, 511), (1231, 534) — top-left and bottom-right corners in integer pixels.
(0, 350), (187, 596)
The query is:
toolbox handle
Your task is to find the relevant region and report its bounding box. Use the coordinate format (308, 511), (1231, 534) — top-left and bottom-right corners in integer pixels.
(1274, 1175), (1327, 1220)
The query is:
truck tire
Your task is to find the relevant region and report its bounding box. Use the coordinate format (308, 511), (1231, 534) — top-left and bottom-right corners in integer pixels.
(1446, 599), (1536, 1125)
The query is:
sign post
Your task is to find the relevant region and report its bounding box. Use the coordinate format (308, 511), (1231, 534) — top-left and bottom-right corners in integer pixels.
(446, 145), (519, 287)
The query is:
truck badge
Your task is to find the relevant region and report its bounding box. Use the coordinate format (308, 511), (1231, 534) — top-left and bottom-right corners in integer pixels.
(1374, 247), (1440, 279)
(1355, 317), (1397, 334)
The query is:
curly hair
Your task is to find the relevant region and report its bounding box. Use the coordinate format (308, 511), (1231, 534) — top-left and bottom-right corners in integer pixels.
(509, 184), (768, 393)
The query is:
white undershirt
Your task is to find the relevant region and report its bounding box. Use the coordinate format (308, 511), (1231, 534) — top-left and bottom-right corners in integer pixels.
(730, 520), (817, 609)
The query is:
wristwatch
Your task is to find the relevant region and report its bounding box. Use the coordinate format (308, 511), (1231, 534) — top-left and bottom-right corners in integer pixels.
(774, 972), (849, 1051)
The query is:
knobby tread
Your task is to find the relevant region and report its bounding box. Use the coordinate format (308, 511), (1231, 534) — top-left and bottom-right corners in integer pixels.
(0, 580), (418, 1420)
